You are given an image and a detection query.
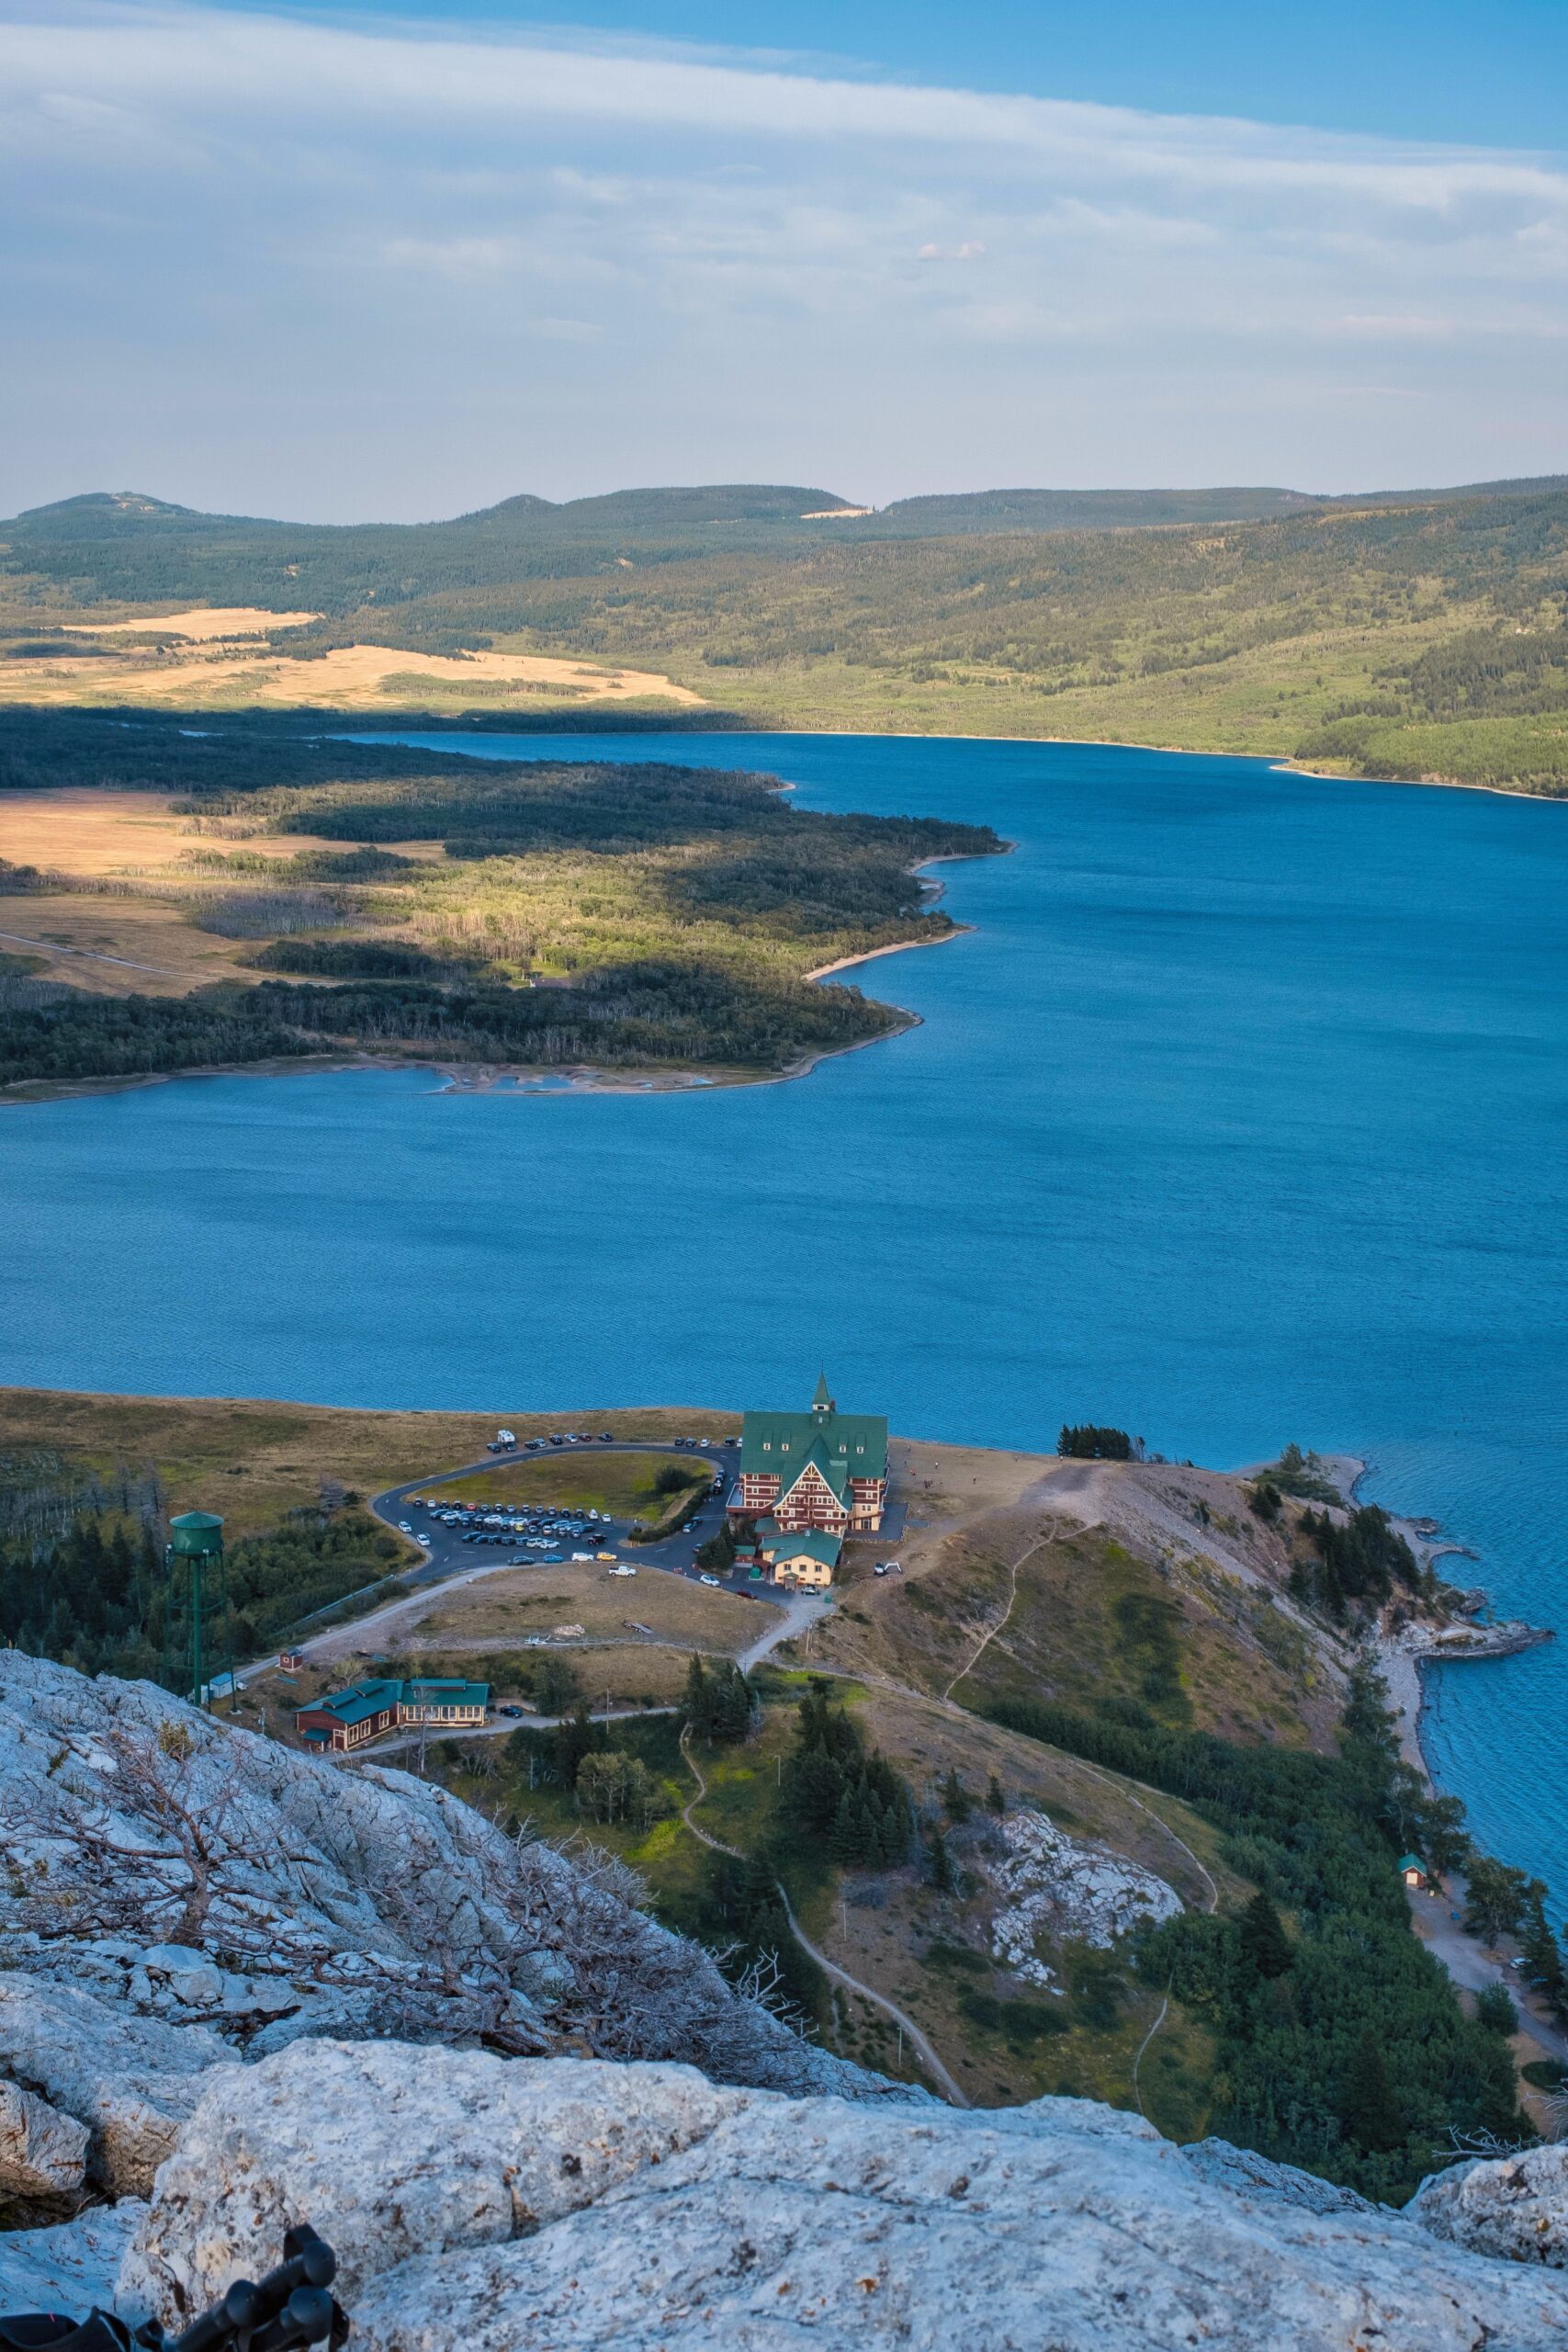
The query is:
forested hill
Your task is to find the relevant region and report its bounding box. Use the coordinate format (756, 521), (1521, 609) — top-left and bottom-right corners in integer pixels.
(3, 475), (1567, 794)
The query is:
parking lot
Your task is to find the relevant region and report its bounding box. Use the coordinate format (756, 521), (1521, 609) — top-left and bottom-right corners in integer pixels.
(371, 1431), (761, 1596)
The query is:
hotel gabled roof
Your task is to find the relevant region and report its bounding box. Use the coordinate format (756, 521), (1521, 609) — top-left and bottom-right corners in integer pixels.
(740, 1380), (887, 1484)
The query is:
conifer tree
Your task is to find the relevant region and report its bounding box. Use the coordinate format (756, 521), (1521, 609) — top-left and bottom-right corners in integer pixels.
(1236, 1892), (1293, 1980)
(1517, 1884), (1568, 2025)
(942, 1768), (972, 1823)
(930, 1828), (953, 1893)
(986, 1772), (1005, 1815)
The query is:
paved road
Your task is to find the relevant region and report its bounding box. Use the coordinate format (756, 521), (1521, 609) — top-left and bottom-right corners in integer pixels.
(1406, 1884), (1568, 2068)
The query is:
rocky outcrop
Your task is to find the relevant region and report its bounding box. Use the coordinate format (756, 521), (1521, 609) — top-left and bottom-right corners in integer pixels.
(974, 1809), (1182, 1991)
(0, 1976), (231, 2196)
(1409, 2143), (1568, 2268)
(0, 1657), (895, 2105)
(114, 2042), (1568, 2352)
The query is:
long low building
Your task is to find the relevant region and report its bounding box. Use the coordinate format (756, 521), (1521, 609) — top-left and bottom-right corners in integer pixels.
(296, 1676), (491, 1753)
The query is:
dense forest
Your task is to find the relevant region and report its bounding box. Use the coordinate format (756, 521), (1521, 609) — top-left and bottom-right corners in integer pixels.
(0, 713), (1000, 1089)
(4, 478), (1566, 792)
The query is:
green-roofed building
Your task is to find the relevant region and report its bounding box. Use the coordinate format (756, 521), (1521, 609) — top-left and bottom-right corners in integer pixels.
(296, 1676), (490, 1754)
(755, 1525), (842, 1589)
(730, 1374), (887, 1564)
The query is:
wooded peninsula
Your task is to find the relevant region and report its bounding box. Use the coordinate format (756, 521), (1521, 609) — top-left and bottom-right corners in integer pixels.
(0, 712), (1001, 1092)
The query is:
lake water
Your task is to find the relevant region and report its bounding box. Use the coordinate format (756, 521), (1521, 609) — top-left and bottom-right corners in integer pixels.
(4, 731), (1566, 1898)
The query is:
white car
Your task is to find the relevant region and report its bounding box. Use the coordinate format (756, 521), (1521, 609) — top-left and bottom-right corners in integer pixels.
(874, 1564), (887, 1577)
(608, 1565), (637, 1577)
(699, 1573), (722, 1588)
(398, 1521), (412, 1533)
(571, 1550), (593, 1562)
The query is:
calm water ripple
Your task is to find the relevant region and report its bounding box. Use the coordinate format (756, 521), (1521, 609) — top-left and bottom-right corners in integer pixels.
(4, 733), (1566, 1896)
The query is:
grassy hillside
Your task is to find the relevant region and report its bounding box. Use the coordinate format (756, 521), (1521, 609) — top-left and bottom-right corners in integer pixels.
(4, 479), (1567, 792)
(0, 713), (999, 1091)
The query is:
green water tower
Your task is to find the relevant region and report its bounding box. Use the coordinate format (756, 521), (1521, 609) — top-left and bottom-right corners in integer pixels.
(168, 1510), (225, 1709)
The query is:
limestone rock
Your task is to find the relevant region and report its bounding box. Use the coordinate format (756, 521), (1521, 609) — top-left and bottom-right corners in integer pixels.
(0, 2205), (145, 2316)
(0, 1657), (897, 2105)
(1408, 2143), (1568, 2267)
(118, 2043), (1568, 2352)
(0, 1975), (231, 2197)
(0, 2079), (91, 2199)
(1181, 2135), (1382, 2217)
(119, 2042), (745, 2312)
(978, 1809), (1182, 1991)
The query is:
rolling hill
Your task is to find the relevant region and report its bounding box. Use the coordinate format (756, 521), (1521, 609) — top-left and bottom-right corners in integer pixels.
(2, 475), (1565, 792)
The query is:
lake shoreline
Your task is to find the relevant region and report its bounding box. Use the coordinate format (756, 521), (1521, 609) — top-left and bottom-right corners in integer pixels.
(1348, 1456), (1557, 1792)
(376, 712), (1564, 805)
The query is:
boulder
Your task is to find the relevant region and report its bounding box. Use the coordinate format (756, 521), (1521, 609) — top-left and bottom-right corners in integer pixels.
(0, 1975), (231, 2197)
(120, 2042), (743, 2312)
(1408, 2142), (1568, 2267)
(0, 2205), (145, 2316)
(0, 2080), (91, 2199)
(138, 1948), (224, 2008)
(118, 2042), (1568, 2352)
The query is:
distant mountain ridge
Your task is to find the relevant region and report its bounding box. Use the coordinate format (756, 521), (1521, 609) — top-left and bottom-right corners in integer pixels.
(14, 473), (1566, 545)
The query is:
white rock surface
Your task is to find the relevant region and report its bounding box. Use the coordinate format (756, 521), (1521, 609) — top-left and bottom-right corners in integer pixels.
(121, 2043), (743, 2310)
(0, 2206), (145, 2316)
(0, 1975), (231, 2197)
(0, 1657), (895, 2105)
(117, 2042), (1568, 2352)
(1181, 2136), (1381, 2217)
(980, 1809), (1182, 1988)
(1409, 2143), (1568, 2267)
(0, 2078), (91, 2199)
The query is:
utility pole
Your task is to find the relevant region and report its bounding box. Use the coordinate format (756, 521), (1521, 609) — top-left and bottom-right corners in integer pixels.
(167, 1512), (224, 1710)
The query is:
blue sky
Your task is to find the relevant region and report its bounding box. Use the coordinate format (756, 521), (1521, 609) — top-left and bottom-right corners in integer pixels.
(2, 3), (1564, 521)
(239, 0), (1568, 151)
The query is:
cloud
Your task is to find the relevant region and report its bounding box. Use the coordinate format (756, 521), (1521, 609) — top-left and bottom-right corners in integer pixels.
(0, 1), (1563, 516)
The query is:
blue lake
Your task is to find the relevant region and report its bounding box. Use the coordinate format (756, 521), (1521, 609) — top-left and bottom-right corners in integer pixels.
(5, 731), (1567, 1895)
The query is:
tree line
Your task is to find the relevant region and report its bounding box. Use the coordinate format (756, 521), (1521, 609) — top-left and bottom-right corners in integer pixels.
(0, 1473), (402, 1688)
(986, 1668), (1535, 2201)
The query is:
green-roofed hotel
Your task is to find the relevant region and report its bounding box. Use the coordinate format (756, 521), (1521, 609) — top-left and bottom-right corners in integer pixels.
(729, 1374), (888, 1563)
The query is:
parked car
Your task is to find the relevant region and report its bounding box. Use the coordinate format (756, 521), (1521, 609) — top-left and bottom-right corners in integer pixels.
(499, 1704), (524, 1719)
(699, 1573), (722, 1588)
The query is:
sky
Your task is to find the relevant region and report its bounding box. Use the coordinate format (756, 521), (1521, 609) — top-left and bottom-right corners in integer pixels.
(2, 0), (1565, 522)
